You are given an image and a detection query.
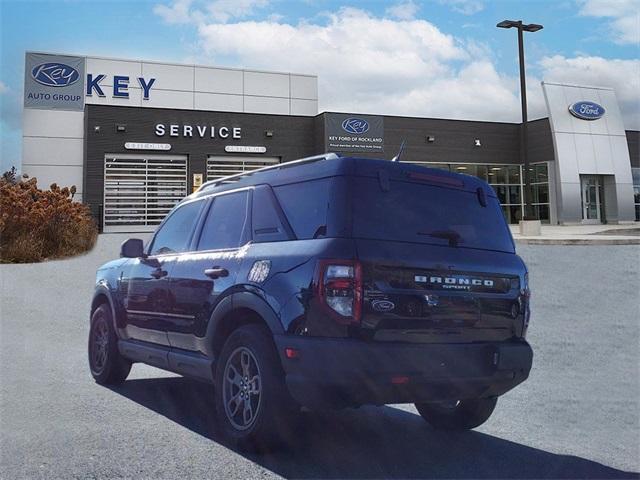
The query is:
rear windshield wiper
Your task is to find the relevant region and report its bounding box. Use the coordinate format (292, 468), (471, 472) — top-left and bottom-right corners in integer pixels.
(417, 229), (462, 247)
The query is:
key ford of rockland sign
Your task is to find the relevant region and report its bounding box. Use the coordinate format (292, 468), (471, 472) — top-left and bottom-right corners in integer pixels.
(326, 113), (384, 153)
(24, 52), (156, 111)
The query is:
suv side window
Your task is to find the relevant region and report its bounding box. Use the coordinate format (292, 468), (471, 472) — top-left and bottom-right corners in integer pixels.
(149, 200), (203, 255)
(198, 191), (249, 251)
(252, 186), (290, 243)
(273, 178), (331, 239)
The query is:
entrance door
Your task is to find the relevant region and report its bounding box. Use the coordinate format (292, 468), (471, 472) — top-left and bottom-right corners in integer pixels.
(581, 175), (602, 224)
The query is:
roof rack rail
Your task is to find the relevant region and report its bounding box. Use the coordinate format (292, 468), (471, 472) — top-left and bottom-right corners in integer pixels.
(197, 152), (341, 192)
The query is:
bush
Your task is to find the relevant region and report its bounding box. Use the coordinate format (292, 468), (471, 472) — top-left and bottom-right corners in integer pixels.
(0, 170), (98, 263)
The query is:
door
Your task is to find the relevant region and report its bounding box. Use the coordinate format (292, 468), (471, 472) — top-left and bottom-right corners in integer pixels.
(123, 199), (204, 345)
(103, 154), (188, 233)
(166, 190), (251, 352)
(581, 175), (602, 224)
(206, 156), (279, 182)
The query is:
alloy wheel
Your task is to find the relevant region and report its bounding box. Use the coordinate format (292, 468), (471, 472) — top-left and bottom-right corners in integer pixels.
(222, 347), (262, 431)
(91, 318), (109, 373)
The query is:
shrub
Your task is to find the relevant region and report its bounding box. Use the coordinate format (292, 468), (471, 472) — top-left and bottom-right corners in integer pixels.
(0, 170), (98, 263)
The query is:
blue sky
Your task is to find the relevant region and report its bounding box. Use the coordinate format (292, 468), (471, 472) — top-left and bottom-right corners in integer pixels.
(1, 0), (639, 171)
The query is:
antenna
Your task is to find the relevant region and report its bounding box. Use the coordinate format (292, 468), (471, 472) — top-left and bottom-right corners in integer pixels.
(391, 140), (406, 162)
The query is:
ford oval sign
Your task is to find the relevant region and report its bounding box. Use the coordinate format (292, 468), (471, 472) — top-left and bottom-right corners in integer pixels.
(31, 63), (80, 87)
(342, 118), (370, 135)
(568, 101), (605, 120)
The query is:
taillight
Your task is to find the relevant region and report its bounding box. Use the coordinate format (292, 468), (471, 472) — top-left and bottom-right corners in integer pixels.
(316, 260), (363, 324)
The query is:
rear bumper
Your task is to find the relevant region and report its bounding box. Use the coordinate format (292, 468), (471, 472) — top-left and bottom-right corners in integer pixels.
(274, 336), (533, 408)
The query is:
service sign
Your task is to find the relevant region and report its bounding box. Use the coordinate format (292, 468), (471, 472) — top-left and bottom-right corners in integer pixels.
(24, 53), (85, 111)
(568, 101), (605, 120)
(326, 113), (384, 153)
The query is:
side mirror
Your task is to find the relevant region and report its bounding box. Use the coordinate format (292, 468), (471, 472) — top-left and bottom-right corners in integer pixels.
(120, 238), (145, 258)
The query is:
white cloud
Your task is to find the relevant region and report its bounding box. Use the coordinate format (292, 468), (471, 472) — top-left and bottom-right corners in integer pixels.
(206, 0), (269, 23)
(154, 3), (639, 129)
(385, 1), (419, 20)
(153, 0), (195, 24)
(0, 81), (8, 94)
(539, 55), (640, 128)
(578, 0), (640, 44)
(153, 0), (269, 24)
(193, 7), (525, 122)
(438, 0), (484, 15)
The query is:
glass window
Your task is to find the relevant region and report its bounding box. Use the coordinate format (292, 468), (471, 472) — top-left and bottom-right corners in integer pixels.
(488, 166), (507, 184)
(149, 200), (203, 255)
(274, 179), (331, 239)
(425, 163), (450, 171)
(252, 186), (290, 242)
(508, 186), (521, 204)
(533, 163), (549, 183)
(633, 168), (640, 221)
(198, 191), (249, 251)
(533, 184), (549, 204)
(493, 185), (507, 204)
(452, 164), (470, 175)
(507, 165), (521, 184)
(352, 177), (514, 253)
(533, 204), (550, 222)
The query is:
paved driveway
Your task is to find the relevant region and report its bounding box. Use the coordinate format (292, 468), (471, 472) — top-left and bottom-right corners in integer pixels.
(1, 235), (638, 479)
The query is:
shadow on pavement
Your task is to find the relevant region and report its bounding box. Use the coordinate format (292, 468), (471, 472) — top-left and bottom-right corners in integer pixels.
(109, 377), (638, 479)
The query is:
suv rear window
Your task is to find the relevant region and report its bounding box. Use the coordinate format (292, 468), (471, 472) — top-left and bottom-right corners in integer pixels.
(352, 177), (514, 253)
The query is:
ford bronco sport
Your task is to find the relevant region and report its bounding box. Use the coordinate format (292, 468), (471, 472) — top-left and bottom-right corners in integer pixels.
(89, 153), (533, 449)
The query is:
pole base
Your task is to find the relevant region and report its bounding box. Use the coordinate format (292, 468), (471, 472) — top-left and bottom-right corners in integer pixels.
(519, 219), (542, 236)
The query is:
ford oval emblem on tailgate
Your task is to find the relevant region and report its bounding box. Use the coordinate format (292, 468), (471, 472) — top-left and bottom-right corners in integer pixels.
(371, 300), (395, 312)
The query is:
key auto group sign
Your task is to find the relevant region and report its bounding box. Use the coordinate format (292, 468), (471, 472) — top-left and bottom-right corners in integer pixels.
(24, 53), (86, 110)
(24, 52), (157, 111)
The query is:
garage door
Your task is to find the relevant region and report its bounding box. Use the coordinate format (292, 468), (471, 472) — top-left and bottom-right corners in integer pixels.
(103, 154), (188, 232)
(206, 156), (280, 182)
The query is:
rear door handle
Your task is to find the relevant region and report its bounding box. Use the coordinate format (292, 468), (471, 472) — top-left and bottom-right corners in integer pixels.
(150, 268), (167, 279)
(204, 267), (229, 279)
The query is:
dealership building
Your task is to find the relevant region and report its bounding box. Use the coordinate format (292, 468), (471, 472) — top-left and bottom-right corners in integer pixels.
(22, 51), (639, 232)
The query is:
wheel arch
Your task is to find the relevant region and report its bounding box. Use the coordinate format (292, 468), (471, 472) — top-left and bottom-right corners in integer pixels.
(91, 286), (115, 319)
(206, 291), (284, 360)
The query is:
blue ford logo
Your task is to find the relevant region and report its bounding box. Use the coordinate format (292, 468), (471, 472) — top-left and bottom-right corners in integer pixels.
(371, 300), (395, 312)
(31, 62), (80, 87)
(568, 101), (605, 120)
(342, 117), (369, 135)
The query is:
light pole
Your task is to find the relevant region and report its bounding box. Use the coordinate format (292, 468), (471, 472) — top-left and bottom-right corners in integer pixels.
(497, 20), (543, 222)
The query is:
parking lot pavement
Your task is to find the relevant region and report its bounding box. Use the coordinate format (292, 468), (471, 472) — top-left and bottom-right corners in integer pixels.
(1, 234), (639, 479)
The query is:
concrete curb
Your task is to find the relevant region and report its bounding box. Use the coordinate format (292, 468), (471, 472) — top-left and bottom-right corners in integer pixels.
(515, 238), (640, 245)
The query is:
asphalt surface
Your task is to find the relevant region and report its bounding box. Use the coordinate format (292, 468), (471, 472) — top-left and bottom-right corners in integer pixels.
(1, 235), (639, 479)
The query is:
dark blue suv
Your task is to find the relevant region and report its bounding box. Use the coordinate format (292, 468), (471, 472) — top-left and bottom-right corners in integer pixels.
(89, 154), (533, 449)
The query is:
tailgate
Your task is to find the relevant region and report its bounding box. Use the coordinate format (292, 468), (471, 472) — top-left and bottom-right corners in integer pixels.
(355, 239), (528, 343)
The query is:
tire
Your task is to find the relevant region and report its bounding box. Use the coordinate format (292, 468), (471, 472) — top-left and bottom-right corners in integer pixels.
(415, 397), (497, 430)
(214, 324), (297, 451)
(88, 304), (131, 385)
